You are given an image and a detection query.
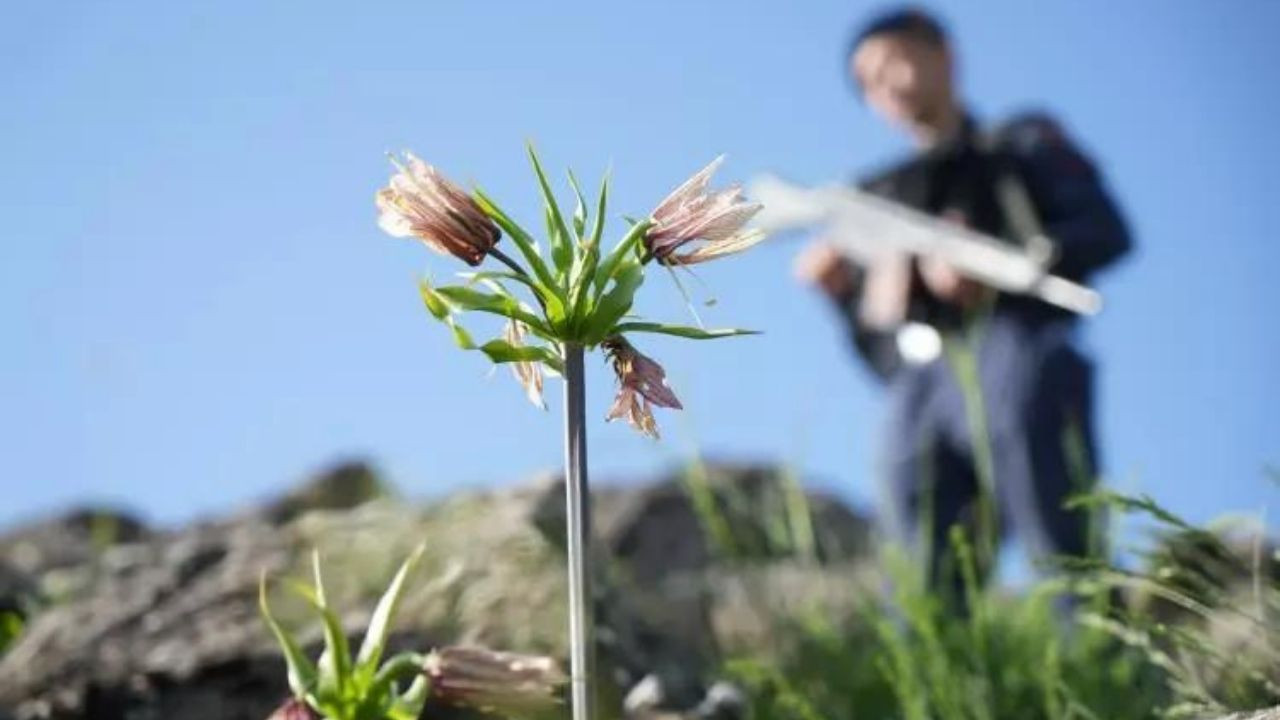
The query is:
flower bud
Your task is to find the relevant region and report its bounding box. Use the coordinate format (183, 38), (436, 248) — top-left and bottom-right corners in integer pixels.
(424, 646), (566, 715)
(377, 152), (501, 266)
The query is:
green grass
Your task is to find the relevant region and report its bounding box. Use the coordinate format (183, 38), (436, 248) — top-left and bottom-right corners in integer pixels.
(704, 488), (1280, 720)
(0, 610), (22, 656)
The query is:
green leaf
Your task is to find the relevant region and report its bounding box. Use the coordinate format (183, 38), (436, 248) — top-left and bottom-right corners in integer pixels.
(307, 552), (352, 692)
(448, 319), (475, 350)
(388, 675), (430, 720)
(434, 285), (554, 337)
(583, 261), (643, 345)
(567, 172), (611, 333)
(354, 543), (426, 676)
(589, 170), (609, 250)
(613, 321), (761, 340)
(567, 252), (599, 335)
(567, 231), (601, 331)
(353, 652), (426, 720)
(592, 219), (652, 298)
(478, 339), (564, 373)
(544, 206), (572, 286)
(418, 281), (450, 320)
(259, 573), (319, 697)
(472, 188), (564, 297)
(457, 270), (566, 326)
(527, 143), (574, 275)
(567, 168), (587, 240)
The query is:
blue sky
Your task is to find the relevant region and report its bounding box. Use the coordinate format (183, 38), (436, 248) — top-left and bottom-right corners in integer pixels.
(3, 1), (1277, 547)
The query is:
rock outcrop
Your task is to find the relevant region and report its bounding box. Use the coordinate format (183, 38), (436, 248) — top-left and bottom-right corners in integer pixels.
(0, 461), (874, 720)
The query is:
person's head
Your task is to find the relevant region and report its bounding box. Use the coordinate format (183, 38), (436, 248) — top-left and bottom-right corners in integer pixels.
(847, 7), (959, 144)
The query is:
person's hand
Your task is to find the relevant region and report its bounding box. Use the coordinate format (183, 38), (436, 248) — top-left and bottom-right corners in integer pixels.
(920, 208), (985, 307)
(919, 254), (983, 306)
(793, 241), (855, 298)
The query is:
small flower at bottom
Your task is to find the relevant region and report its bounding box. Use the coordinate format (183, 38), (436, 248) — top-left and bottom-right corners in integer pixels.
(424, 646), (566, 715)
(645, 155), (764, 266)
(265, 697), (318, 720)
(376, 152), (501, 266)
(603, 336), (682, 438)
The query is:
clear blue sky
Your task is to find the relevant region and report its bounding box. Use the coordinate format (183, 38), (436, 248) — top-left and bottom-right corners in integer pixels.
(3, 1), (1277, 542)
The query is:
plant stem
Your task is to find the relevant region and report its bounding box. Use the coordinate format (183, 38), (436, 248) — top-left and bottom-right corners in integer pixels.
(489, 246), (529, 279)
(562, 343), (594, 720)
(487, 246), (553, 318)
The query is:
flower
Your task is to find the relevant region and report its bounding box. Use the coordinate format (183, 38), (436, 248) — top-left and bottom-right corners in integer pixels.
(645, 155), (765, 265)
(603, 337), (682, 438)
(504, 320), (545, 409)
(424, 646), (566, 714)
(265, 698), (318, 720)
(376, 152), (501, 266)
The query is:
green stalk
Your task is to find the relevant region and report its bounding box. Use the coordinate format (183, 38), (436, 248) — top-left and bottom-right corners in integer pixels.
(561, 344), (595, 720)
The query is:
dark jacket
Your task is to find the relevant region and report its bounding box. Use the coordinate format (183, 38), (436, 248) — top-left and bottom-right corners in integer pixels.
(838, 112), (1133, 380)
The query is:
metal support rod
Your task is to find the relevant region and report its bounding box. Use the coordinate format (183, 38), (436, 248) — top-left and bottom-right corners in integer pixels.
(562, 344), (594, 720)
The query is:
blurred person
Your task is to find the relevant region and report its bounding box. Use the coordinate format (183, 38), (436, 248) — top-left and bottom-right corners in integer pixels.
(793, 7), (1132, 598)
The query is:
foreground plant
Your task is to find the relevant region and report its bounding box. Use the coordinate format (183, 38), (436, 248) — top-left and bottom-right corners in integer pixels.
(261, 548), (567, 720)
(260, 547), (429, 720)
(376, 146), (765, 720)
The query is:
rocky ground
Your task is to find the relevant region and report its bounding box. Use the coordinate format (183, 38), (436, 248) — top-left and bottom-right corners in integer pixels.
(0, 461), (875, 720)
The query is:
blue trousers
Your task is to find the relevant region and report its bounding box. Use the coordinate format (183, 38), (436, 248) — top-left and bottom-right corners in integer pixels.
(880, 317), (1101, 592)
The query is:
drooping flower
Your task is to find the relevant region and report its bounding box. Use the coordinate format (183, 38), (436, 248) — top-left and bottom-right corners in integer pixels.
(376, 152), (501, 266)
(603, 337), (682, 438)
(265, 698), (318, 720)
(504, 319), (545, 409)
(645, 156), (765, 265)
(423, 646), (566, 714)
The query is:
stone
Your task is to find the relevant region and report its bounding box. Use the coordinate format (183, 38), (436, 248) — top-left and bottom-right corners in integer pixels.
(0, 462), (875, 720)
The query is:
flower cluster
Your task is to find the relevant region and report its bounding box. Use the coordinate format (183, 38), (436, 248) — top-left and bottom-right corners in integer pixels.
(375, 146), (763, 437)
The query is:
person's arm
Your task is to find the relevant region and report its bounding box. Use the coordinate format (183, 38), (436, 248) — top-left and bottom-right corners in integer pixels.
(793, 242), (902, 382)
(1002, 114), (1134, 281)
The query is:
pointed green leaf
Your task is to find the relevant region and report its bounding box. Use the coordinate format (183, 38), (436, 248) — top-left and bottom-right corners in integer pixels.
(388, 675), (430, 720)
(448, 319), (475, 349)
(566, 172), (608, 328)
(456, 270), (566, 326)
(433, 285), (554, 337)
(478, 339), (565, 373)
(567, 240), (600, 333)
(302, 553), (353, 691)
(418, 281), (450, 320)
(309, 551), (327, 605)
(583, 262), (643, 345)
(589, 171), (609, 250)
(545, 205), (571, 280)
(472, 188), (564, 297)
(354, 652), (426, 720)
(314, 650), (341, 704)
(355, 543), (426, 674)
(613, 321), (760, 340)
(527, 143), (574, 274)
(259, 573), (318, 697)
(593, 219), (652, 297)
(567, 168), (587, 240)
